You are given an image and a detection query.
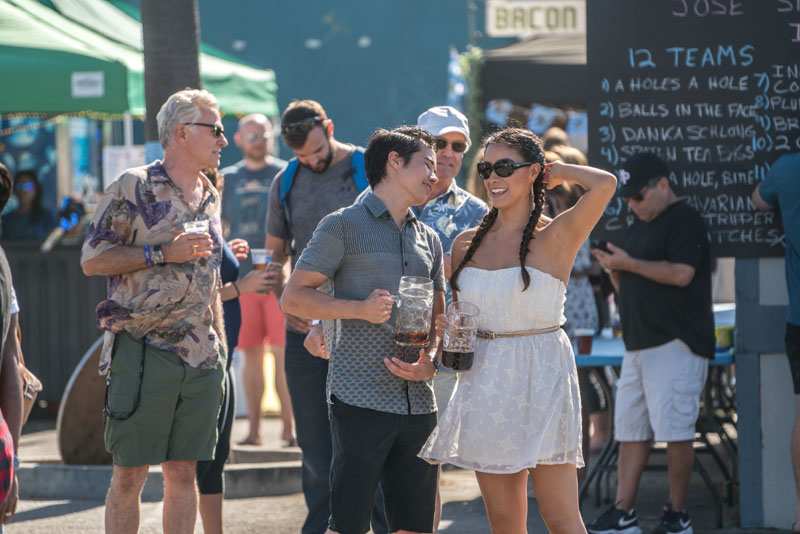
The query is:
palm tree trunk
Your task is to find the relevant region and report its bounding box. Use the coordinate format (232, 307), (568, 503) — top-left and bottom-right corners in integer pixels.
(141, 0), (201, 147)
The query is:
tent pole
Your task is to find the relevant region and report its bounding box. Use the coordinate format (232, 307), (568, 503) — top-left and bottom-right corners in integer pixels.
(123, 112), (133, 147)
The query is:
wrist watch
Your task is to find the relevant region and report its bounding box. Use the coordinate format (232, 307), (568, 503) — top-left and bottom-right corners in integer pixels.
(152, 244), (166, 266)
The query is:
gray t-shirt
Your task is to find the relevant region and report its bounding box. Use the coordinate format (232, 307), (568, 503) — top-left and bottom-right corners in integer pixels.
(267, 145), (361, 269)
(295, 192), (445, 415)
(221, 158), (286, 247)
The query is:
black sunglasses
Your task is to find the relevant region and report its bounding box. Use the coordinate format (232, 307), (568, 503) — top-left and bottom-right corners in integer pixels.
(184, 122), (225, 138)
(624, 178), (661, 202)
(477, 159), (537, 180)
(434, 138), (468, 153)
(281, 116), (324, 136)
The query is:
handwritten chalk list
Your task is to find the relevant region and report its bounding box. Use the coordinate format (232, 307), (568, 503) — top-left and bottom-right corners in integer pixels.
(588, 0), (799, 257)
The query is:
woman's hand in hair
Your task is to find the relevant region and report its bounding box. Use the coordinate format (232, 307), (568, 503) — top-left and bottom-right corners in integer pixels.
(541, 161), (567, 190)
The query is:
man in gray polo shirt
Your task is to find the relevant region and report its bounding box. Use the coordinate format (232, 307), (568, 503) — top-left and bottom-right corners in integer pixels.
(282, 127), (445, 534)
(265, 100), (386, 534)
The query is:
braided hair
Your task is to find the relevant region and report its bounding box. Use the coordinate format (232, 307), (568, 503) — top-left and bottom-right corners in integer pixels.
(450, 128), (546, 292)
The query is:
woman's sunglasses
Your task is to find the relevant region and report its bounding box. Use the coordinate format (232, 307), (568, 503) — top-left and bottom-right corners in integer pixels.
(477, 159), (537, 180)
(434, 138), (467, 153)
(183, 122), (225, 138)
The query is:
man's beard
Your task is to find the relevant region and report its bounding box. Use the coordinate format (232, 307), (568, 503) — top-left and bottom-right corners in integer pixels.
(307, 141), (334, 174)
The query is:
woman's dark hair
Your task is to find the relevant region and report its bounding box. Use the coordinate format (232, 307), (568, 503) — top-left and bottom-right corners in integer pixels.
(15, 169), (46, 220)
(451, 128), (546, 292)
(0, 164), (12, 213)
(364, 126), (434, 188)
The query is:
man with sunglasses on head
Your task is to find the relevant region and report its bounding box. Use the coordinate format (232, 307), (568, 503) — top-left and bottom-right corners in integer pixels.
(221, 114), (292, 448)
(588, 152), (714, 534)
(265, 99), (386, 534)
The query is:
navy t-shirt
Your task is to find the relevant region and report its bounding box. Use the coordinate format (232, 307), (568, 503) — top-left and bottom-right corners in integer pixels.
(221, 243), (240, 371)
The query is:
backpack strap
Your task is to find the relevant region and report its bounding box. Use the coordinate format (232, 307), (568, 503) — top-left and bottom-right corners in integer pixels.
(350, 148), (369, 192)
(279, 158), (301, 208)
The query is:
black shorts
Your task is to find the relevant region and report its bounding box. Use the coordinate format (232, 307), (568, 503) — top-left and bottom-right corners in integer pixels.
(787, 323), (800, 395)
(329, 396), (438, 534)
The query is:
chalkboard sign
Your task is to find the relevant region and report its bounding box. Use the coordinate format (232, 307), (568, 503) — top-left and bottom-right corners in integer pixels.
(587, 0), (799, 257)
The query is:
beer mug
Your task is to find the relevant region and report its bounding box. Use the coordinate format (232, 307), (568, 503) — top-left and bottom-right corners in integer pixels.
(394, 276), (434, 362)
(441, 301), (479, 371)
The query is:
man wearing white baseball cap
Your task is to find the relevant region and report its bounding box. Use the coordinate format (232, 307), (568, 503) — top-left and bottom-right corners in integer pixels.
(415, 106), (488, 280)
(416, 106), (488, 532)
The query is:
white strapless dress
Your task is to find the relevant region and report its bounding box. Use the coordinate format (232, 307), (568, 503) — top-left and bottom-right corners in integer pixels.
(419, 266), (584, 473)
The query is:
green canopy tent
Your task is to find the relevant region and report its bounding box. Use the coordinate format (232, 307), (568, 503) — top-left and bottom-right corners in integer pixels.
(0, 0), (277, 116)
(0, 1), (130, 113)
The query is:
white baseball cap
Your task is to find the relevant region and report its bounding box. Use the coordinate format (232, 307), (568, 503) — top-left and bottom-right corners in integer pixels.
(417, 106), (470, 147)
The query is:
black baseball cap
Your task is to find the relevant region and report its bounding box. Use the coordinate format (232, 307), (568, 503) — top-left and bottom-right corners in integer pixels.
(618, 152), (670, 198)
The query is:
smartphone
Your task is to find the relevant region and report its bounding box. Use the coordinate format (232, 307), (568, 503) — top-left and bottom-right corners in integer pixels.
(590, 240), (611, 253)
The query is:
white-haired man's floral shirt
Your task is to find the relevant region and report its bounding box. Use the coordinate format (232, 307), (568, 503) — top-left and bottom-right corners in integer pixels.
(414, 182), (488, 256)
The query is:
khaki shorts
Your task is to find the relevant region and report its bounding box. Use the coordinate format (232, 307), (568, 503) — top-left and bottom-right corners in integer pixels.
(614, 339), (708, 443)
(104, 333), (225, 467)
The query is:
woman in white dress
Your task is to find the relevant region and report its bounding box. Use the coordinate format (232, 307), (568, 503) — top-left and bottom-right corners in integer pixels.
(419, 128), (616, 533)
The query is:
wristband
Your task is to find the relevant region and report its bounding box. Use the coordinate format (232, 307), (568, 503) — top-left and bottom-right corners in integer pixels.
(143, 245), (154, 267)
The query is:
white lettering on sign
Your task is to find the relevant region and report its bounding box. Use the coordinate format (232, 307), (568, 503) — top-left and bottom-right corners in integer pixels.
(486, 0), (585, 37)
(71, 72), (105, 98)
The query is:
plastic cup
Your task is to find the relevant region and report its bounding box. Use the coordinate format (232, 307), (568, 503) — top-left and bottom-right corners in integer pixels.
(251, 248), (273, 271)
(574, 328), (595, 355)
(183, 220), (209, 234)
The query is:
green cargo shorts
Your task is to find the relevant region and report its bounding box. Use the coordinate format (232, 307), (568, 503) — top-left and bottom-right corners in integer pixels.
(104, 332), (225, 467)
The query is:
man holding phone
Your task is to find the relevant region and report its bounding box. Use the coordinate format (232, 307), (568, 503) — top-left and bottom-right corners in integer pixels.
(588, 152), (714, 534)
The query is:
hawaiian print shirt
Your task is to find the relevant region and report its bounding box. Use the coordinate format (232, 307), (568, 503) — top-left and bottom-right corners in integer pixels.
(413, 182), (489, 256)
(81, 161), (224, 374)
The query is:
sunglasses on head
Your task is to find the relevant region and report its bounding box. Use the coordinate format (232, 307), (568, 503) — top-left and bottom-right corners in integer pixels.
(434, 138), (467, 153)
(281, 116), (324, 136)
(477, 159), (537, 180)
(184, 122), (225, 138)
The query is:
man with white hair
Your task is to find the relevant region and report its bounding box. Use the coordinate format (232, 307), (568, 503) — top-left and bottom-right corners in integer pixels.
(82, 88), (228, 534)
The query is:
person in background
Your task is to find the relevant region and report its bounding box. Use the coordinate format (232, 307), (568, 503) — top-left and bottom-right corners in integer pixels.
(1, 170), (56, 241)
(543, 127), (570, 152)
(0, 163), (23, 531)
(221, 113), (292, 447)
(544, 150), (601, 470)
(589, 152), (714, 534)
(196, 168), (272, 534)
(752, 152), (800, 531)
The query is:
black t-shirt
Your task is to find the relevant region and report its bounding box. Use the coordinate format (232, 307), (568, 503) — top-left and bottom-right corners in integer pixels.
(618, 200), (715, 358)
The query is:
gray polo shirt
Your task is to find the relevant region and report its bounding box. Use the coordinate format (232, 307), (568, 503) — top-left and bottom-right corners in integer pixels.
(295, 192), (445, 415)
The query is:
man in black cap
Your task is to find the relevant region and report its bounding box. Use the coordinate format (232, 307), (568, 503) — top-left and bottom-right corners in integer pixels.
(587, 152), (715, 534)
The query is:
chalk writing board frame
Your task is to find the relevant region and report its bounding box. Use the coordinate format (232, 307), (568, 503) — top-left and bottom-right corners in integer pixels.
(587, 0), (799, 258)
